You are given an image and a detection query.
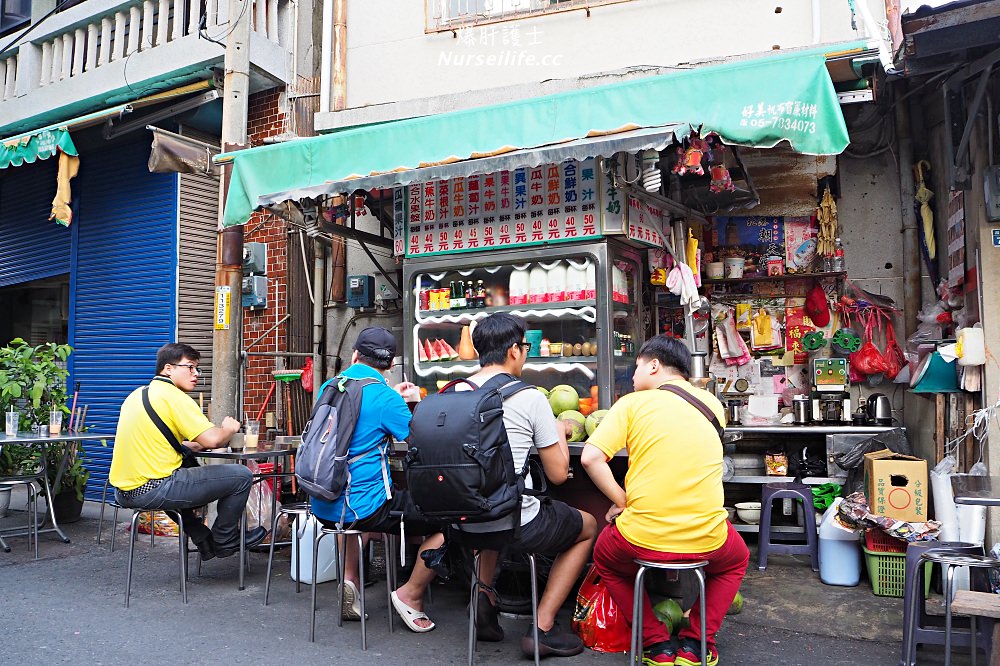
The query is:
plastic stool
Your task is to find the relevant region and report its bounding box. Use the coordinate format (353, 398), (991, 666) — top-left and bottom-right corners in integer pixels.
(903, 550), (1000, 666)
(899, 541), (984, 666)
(629, 560), (708, 666)
(263, 501), (311, 605)
(468, 550), (540, 666)
(757, 483), (818, 572)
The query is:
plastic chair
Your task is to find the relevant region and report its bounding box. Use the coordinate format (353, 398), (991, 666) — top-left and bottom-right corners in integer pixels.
(466, 549), (541, 666)
(757, 483), (819, 571)
(263, 501), (311, 605)
(902, 549), (1000, 666)
(899, 541), (981, 666)
(629, 560), (708, 666)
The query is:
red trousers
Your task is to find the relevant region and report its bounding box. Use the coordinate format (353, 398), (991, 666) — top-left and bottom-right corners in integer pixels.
(592, 521), (749, 649)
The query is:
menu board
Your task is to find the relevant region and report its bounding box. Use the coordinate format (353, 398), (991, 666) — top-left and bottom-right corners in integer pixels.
(400, 158), (602, 257)
(625, 196), (669, 248)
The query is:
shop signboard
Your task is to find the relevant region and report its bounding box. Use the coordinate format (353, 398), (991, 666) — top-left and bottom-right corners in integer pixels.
(392, 188), (406, 256)
(625, 196), (669, 248)
(402, 158), (602, 257)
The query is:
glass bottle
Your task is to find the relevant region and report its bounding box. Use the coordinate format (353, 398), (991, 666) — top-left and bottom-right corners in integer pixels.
(476, 280), (487, 308)
(831, 238), (845, 273)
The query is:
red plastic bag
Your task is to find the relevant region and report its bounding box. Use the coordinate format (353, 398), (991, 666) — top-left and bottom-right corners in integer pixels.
(572, 564), (631, 653)
(300, 357), (314, 393)
(851, 311), (888, 376)
(882, 316), (905, 380)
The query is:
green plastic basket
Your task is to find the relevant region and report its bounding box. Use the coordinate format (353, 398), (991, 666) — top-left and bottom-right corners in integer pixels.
(863, 546), (932, 598)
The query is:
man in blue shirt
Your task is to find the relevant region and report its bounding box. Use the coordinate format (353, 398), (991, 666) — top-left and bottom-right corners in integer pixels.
(311, 327), (443, 632)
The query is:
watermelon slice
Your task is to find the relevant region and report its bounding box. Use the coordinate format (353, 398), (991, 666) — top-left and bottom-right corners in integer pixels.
(434, 339), (453, 361)
(441, 339), (459, 360)
(418, 340), (429, 363)
(426, 339), (440, 362)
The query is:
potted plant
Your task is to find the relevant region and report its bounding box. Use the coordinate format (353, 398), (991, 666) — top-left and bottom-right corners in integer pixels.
(0, 339), (84, 522)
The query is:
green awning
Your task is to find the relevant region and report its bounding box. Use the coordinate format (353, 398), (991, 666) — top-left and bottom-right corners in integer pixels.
(219, 40), (867, 228)
(1, 127), (78, 169)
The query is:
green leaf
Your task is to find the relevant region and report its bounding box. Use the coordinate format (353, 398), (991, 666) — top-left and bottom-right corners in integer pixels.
(8, 384), (21, 399)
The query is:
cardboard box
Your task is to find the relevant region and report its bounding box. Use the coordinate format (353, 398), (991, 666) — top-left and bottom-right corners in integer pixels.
(864, 449), (928, 522)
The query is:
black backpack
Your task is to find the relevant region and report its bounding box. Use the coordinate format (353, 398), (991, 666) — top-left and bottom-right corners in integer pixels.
(406, 373), (534, 525)
(295, 375), (381, 502)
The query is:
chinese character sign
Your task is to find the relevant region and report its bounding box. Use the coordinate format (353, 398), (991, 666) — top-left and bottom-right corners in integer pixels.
(402, 158), (601, 257)
(625, 196), (668, 248)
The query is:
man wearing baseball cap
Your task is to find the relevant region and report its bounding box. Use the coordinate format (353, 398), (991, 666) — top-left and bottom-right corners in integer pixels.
(310, 327), (445, 632)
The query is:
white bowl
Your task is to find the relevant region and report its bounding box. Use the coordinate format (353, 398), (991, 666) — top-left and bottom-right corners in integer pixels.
(735, 501), (761, 524)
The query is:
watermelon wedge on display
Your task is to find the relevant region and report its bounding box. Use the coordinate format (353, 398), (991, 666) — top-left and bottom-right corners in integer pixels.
(433, 339), (450, 361)
(418, 340), (429, 363)
(426, 339), (440, 362)
(441, 340), (459, 360)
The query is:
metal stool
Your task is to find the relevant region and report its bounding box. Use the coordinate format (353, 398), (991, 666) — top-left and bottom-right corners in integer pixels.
(263, 501), (311, 605)
(757, 483), (819, 572)
(629, 560), (708, 666)
(468, 550), (540, 666)
(903, 550), (1000, 666)
(900, 541), (980, 666)
(0, 478), (40, 558)
(124, 508), (196, 607)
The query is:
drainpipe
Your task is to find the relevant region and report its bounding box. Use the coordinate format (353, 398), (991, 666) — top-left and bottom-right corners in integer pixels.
(319, 0), (333, 112)
(895, 82), (921, 337)
(313, 239), (327, 402)
(855, 0), (899, 75)
(332, 0), (347, 111)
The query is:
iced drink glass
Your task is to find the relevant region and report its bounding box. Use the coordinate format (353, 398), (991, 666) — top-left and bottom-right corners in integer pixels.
(244, 419), (260, 452)
(5, 410), (17, 436)
(49, 410), (63, 436)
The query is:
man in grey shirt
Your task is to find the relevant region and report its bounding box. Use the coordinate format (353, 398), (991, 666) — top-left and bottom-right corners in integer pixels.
(456, 313), (597, 659)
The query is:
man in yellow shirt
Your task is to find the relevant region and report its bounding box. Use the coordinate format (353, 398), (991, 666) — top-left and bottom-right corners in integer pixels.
(109, 343), (264, 559)
(581, 335), (748, 666)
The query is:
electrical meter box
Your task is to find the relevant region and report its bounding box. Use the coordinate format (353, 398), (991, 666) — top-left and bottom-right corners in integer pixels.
(374, 274), (401, 302)
(985, 166), (1000, 222)
(242, 275), (267, 308)
(243, 242), (268, 274)
(347, 275), (375, 308)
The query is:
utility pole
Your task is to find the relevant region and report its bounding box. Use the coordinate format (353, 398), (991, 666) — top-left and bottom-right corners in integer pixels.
(212, 0), (251, 421)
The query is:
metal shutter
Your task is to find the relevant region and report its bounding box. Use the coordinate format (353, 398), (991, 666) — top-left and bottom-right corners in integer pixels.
(176, 132), (219, 392)
(0, 159), (71, 287)
(70, 138), (178, 500)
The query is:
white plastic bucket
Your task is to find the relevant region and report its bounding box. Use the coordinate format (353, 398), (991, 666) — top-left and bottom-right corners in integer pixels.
(290, 515), (339, 584)
(818, 498), (861, 587)
(723, 257), (745, 279)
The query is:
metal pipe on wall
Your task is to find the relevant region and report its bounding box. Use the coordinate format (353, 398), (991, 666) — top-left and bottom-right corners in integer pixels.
(319, 0), (333, 113)
(332, 0), (347, 111)
(895, 83), (921, 337)
(312, 239), (327, 403)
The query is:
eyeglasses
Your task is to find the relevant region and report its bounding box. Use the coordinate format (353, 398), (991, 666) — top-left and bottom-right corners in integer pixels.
(515, 341), (532, 351)
(173, 363), (202, 375)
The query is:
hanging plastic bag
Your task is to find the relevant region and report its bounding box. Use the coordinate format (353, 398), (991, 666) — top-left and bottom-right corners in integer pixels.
(245, 459), (279, 532)
(572, 564), (631, 653)
(883, 315), (905, 380)
(301, 357), (314, 393)
(135, 510), (180, 537)
(851, 311), (889, 376)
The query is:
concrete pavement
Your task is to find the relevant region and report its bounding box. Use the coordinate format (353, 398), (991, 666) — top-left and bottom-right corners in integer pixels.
(0, 499), (976, 665)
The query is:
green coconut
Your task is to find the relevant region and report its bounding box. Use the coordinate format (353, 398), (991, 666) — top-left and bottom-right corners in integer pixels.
(728, 591), (744, 615)
(536, 386), (550, 398)
(558, 410), (587, 442)
(548, 386), (580, 416)
(585, 409), (609, 436)
(652, 598), (684, 634)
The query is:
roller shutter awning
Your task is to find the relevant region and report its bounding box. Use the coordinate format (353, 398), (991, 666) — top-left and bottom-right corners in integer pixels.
(218, 40), (869, 228)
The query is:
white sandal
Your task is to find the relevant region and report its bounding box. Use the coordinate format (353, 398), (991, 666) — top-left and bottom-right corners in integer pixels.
(390, 590), (435, 633)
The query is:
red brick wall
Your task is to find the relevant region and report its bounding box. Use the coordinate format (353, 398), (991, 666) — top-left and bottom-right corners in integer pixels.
(243, 88), (289, 431)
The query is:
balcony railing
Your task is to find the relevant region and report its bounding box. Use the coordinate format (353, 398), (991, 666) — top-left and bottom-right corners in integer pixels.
(0, 0), (290, 104)
(424, 0), (630, 32)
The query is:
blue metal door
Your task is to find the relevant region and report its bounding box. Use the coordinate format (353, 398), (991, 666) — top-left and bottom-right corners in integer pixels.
(0, 159), (71, 287)
(70, 137), (178, 500)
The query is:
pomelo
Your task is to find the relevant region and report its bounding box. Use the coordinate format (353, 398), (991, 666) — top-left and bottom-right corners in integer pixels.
(585, 409), (609, 436)
(652, 598), (684, 634)
(728, 591), (744, 615)
(548, 386), (580, 416)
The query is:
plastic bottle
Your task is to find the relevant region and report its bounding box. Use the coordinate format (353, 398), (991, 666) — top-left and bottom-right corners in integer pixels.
(290, 515), (339, 584)
(584, 261), (596, 300)
(831, 238), (845, 272)
(509, 265), (529, 305)
(545, 261), (567, 303)
(528, 265), (548, 304)
(818, 498), (861, 586)
(565, 259), (588, 301)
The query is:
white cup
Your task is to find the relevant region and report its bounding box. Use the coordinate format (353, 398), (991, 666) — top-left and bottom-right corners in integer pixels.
(5, 411), (17, 437)
(723, 257), (746, 279)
